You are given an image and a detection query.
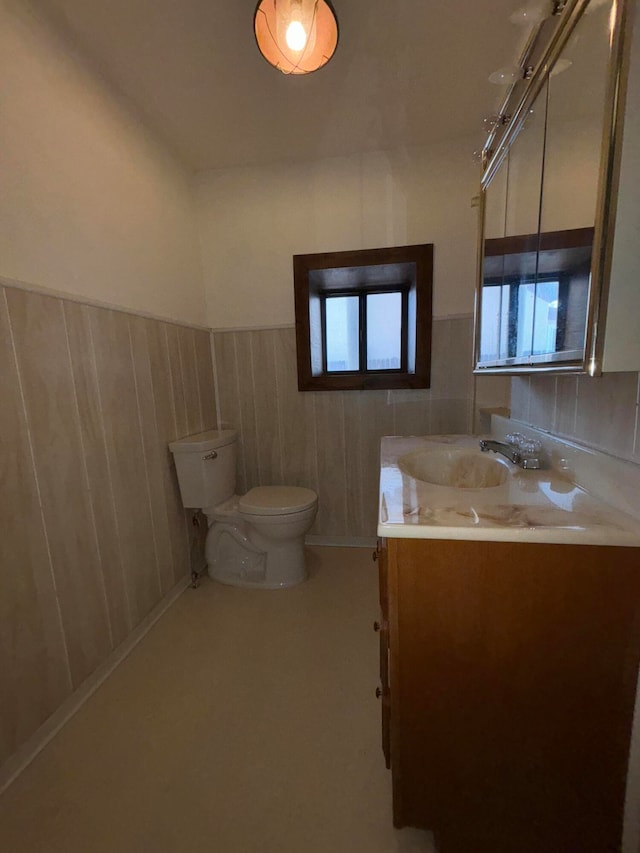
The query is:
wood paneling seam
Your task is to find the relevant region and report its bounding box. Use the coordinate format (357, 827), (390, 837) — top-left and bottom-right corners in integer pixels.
(247, 333), (261, 484)
(2, 288), (72, 692)
(633, 374), (640, 457)
(61, 306), (114, 650)
(163, 324), (179, 438)
(338, 394), (349, 526)
(209, 330), (222, 430)
(190, 333), (203, 432)
(311, 393), (320, 494)
(87, 308), (133, 632)
(271, 332), (285, 484)
(231, 334), (247, 487)
(127, 320), (163, 599)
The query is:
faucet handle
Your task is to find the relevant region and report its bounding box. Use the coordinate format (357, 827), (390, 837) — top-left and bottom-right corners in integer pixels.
(505, 432), (526, 448)
(520, 438), (544, 469)
(520, 438), (542, 455)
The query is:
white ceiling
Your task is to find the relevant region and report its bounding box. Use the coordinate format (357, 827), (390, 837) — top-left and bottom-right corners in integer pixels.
(32, 0), (528, 172)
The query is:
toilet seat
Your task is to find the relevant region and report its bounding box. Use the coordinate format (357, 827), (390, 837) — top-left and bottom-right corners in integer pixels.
(239, 486), (317, 517)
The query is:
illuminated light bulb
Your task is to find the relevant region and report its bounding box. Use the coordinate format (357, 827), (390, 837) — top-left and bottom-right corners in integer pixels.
(286, 19), (307, 51)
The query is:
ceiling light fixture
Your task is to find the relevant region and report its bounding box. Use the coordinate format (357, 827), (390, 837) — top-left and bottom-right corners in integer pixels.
(254, 0), (339, 75)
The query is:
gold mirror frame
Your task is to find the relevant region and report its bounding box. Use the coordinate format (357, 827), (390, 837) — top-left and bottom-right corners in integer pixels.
(473, 0), (633, 376)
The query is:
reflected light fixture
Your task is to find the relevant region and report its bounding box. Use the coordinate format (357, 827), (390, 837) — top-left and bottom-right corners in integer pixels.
(509, 1), (548, 26)
(254, 0), (339, 74)
(550, 57), (573, 76)
(488, 65), (520, 84)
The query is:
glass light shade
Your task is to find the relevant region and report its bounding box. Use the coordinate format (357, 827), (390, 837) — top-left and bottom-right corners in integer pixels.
(254, 0), (339, 75)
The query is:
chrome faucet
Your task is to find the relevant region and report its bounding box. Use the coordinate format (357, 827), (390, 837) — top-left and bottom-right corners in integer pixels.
(479, 435), (545, 470)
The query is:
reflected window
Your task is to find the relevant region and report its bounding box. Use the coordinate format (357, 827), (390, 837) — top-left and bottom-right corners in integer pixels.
(478, 227), (593, 368)
(482, 277), (563, 362)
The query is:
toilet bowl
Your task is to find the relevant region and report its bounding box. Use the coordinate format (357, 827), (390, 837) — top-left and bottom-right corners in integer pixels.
(169, 430), (318, 589)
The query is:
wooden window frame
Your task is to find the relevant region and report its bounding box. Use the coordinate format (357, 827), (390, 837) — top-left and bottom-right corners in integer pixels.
(293, 244), (433, 391)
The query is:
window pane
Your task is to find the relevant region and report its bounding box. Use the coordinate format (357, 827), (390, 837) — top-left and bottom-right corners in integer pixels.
(532, 280), (560, 355)
(325, 296), (360, 371)
(366, 292), (402, 370)
(516, 282), (535, 358)
(480, 285), (502, 362)
(499, 284), (510, 359)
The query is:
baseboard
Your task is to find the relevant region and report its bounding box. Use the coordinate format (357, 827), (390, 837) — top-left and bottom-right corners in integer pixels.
(305, 535), (377, 548)
(0, 575), (190, 795)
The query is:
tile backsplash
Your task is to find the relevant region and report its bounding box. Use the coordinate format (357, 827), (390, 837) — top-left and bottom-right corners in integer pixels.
(0, 283), (216, 770)
(511, 373), (640, 463)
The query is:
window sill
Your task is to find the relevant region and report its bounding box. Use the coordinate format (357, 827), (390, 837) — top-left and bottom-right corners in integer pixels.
(298, 371), (430, 392)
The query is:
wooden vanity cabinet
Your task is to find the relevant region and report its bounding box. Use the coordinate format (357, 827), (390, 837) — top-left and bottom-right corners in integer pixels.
(375, 536), (640, 852)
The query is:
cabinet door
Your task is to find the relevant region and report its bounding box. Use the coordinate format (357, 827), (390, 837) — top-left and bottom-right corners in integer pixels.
(390, 537), (640, 851)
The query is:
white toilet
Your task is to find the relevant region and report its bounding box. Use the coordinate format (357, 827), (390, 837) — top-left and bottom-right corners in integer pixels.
(169, 429), (318, 589)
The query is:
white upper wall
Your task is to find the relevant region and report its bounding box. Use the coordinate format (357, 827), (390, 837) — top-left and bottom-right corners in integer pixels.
(0, 0), (205, 326)
(197, 138), (481, 329)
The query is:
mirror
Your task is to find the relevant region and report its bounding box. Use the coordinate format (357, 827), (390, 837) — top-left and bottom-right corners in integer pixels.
(479, 82), (547, 364)
(475, 0), (622, 373)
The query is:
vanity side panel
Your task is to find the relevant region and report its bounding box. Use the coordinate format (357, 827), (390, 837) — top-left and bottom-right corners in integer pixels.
(391, 537), (640, 852)
(603, 0), (640, 372)
(386, 537), (405, 829)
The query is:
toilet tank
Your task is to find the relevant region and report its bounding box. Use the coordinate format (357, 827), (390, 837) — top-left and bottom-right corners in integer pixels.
(168, 429), (237, 509)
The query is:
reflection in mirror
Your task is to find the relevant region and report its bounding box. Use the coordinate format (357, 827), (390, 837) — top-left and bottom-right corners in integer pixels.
(476, 0), (617, 372)
(504, 82), (547, 240)
(483, 155), (508, 240)
(479, 81), (548, 365)
(480, 227), (594, 365)
(541, 0), (612, 232)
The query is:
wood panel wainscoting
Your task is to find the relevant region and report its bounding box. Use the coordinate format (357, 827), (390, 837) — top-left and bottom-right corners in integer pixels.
(375, 536), (640, 853)
(0, 282), (216, 775)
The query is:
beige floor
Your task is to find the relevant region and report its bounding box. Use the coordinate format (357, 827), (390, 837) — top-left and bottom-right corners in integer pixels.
(0, 547), (435, 853)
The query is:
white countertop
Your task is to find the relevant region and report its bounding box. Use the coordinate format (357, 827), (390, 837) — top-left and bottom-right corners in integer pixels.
(378, 433), (640, 547)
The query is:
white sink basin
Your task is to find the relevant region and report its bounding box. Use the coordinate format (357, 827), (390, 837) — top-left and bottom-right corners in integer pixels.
(398, 448), (509, 489)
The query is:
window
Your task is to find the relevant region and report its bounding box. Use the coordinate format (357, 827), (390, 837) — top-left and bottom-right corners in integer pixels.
(480, 277), (562, 362)
(293, 245), (433, 391)
(323, 289), (406, 373)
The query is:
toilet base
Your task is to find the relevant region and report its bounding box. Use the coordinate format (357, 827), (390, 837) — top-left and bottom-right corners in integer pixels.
(209, 564), (306, 590)
(205, 522), (309, 589)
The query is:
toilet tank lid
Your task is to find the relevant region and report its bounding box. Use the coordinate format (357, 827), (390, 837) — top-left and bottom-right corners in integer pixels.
(239, 486), (317, 515)
(169, 429), (237, 454)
